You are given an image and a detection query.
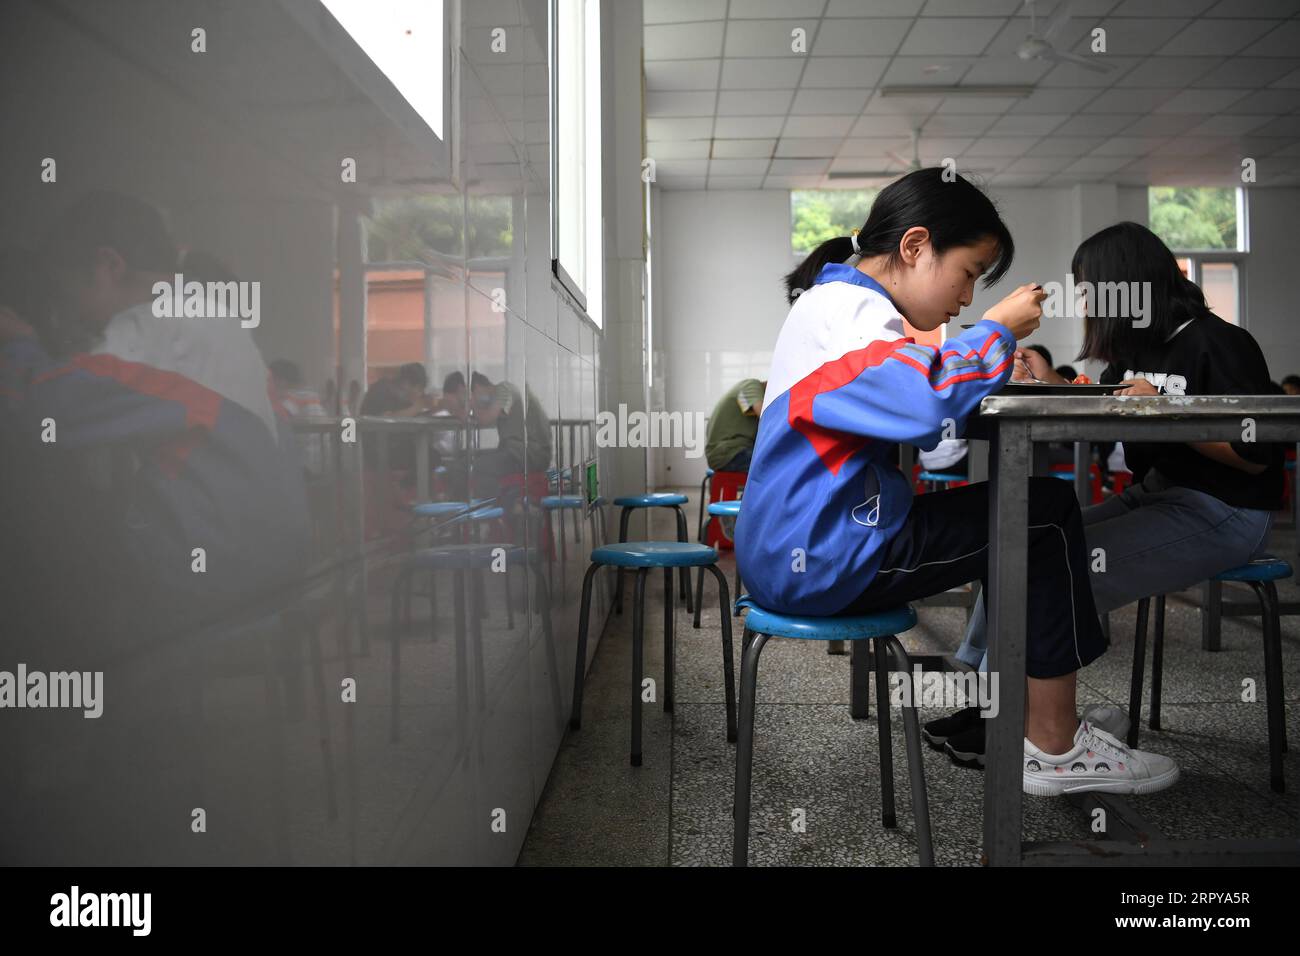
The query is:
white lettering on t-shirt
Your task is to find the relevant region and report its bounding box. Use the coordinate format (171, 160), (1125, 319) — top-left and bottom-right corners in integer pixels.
(1122, 370), (1187, 395)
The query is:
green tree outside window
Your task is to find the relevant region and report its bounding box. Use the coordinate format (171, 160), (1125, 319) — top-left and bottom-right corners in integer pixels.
(1148, 186), (1237, 251)
(791, 189), (880, 256)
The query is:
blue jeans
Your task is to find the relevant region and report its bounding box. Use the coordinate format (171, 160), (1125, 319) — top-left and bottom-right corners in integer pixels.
(718, 447), (753, 473)
(955, 471), (1275, 671)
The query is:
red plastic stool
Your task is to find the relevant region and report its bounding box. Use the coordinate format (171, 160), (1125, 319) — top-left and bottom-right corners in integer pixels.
(705, 470), (746, 550)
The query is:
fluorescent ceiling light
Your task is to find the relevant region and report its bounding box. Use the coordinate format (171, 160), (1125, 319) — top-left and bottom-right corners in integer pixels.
(319, 0), (444, 139)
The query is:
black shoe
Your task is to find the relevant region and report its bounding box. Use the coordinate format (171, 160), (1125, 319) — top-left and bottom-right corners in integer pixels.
(921, 706), (981, 751)
(943, 723), (985, 769)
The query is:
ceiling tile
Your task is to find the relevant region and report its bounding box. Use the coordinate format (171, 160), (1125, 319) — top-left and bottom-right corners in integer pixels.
(646, 90), (718, 116)
(1161, 18), (1283, 56)
(1050, 113), (1134, 136)
(824, 0), (924, 15)
(800, 56), (890, 89)
(646, 140), (712, 159)
(1063, 155), (1134, 174)
(720, 58), (805, 89)
(921, 0), (1023, 14)
(768, 158), (831, 174)
(645, 0), (727, 25)
(644, 59), (721, 91)
(727, 0), (825, 18)
(1111, 0), (1216, 16)
(1226, 89), (1300, 114)
(923, 113), (1001, 135)
(654, 159), (710, 176)
(782, 115), (857, 137)
(713, 115), (787, 138)
(1072, 18), (1190, 56)
(1090, 136), (1167, 156)
(1115, 113), (1204, 136)
(708, 158), (771, 176)
(1040, 57), (1141, 87)
(706, 175), (767, 189)
(1155, 88), (1251, 113)
(711, 138), (776, 158)
(776, 137), (845, 157)
(1024, 136), (1107, 156)
(881, 56), (980, 86)
(958, 58), (1054, 86)
(811, 18), (911, 56)
(657, 176), (708, 190)
(724, 19), (817, 58)
(851, 113), (933, 135)
(1204, 0), (1300, 16)
(646, 117), (714, 140)
(963, 136), (1040, 157)
(897, 18), (1004, 56)
(1009, 88), (1101, 114)
(790, 88), (871, 114)
(716, 89), (795, 115)
(1003, 156), (1072, 174)
(983, 113), (1067, 136)
(1082, 88), (1179, 113)
(1192, 57), (1300, 89)
(1118, 56), (1221, 87)
(1252, 115), (1300, 138)
(645, 21), (725, 60)
(1238, 20), (1300, 58)
(1186, 114), (1278, 136)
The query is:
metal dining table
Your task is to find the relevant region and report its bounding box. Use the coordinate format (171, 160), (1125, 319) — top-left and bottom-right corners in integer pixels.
(966, 393), (1300, 866)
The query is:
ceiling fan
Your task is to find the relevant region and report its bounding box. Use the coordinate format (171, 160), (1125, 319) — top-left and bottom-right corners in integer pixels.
(1017, 0), (1111, 74)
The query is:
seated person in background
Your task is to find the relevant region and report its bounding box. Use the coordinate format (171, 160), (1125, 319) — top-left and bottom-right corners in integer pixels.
(440, 371), (553, 498)
(1055, 364), (1077, 381)
(704, 378), (766, 473)
(0, 191), (309, 642)
(361, 362), (431, 417)
(1282, 375), (1300, 396)
(269, 359), (328, 476)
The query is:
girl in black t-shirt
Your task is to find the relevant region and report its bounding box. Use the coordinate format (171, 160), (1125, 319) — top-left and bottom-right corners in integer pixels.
(943, 222), (1280, 792)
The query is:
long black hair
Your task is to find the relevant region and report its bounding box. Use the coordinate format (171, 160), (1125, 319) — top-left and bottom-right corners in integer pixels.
(783, 167), (1014, 304)
(1073, 221), (1213, 364)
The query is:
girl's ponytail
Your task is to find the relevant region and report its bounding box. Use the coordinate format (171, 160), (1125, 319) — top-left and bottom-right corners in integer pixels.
(783, 235), (855, 305)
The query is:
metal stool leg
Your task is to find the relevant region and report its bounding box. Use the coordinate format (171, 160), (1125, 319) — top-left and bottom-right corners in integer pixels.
(569, 562), (600, 730)
(850, 639), (871, 720)
(732, 630), (769, 867)
(1202, 579), (1222, 651)
(1253, 580), (1287, 793)
(1128, 597), (1150, 748)
(883, 633), (934, 867)
(388, 566), (412, 743)
(673, 505), (693, 615)
(631, 568), (649, 766)
(663, 567), (675, 713)
(697, 472), (711, 539)
(693, 563), (706, 629)
(704, 564), (737, 742)
(614, 507), (632, 614)
(1150, 595), (1165, 731)
(873, 637), (896, 828)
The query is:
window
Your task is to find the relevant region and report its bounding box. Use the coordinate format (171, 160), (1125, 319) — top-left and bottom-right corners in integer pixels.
(1151, 186), (1248, 326)
(791, 188), (879, 256)
(319, 0), (444, 139)
(551, 0), (603, 327)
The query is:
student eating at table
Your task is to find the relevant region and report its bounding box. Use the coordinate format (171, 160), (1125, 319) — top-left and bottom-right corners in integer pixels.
(934, 221), (1283, 790)
(733, 169), (1178, 798)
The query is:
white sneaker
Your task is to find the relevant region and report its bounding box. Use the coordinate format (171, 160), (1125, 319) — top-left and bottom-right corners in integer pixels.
(1023, 721), (1180, 797)
(1080, 703), (1131, 740)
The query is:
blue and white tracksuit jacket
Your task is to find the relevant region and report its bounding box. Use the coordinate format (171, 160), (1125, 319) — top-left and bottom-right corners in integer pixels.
(734, 263), (1015, 615)
(0, 301), (310, 614)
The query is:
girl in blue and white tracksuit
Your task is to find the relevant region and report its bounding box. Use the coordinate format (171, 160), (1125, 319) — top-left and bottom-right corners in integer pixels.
(734, 169), (1177, 797)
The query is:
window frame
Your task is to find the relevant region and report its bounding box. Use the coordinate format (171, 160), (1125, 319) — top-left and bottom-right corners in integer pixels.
(548, 0), (604, 328)
(1161, 186), (1250, 329)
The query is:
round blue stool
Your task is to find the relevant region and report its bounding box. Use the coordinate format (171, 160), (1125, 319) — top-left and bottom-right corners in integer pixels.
(611, 493), (694, 616)
(693, 499), (744, 630)
(917, 470), (966, 491)
(731, 597), (933, 867)
(571, 542), (736, 767)
(1130, 556), (1290, 793)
